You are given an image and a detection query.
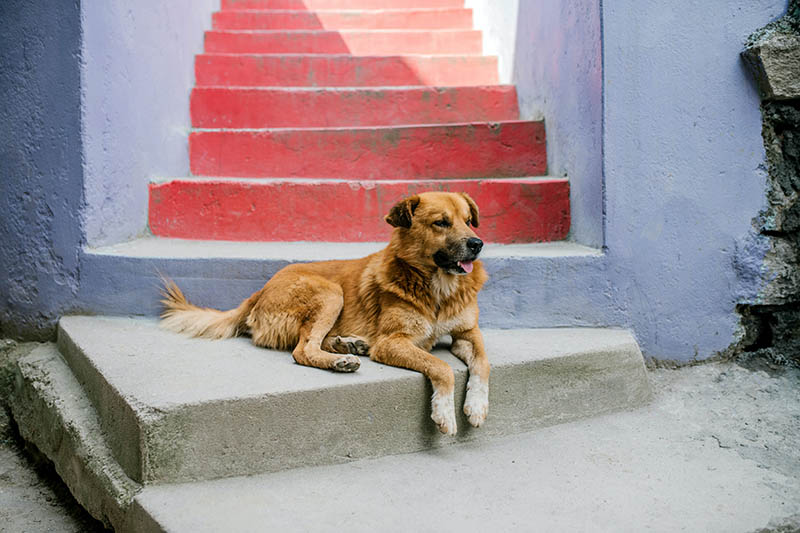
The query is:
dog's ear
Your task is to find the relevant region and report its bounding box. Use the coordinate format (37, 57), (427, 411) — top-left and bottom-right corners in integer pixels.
(385, 195), (421, 228)
(461, 193), (480, 227)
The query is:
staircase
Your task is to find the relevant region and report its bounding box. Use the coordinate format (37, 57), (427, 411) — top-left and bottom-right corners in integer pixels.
(10, 2), (653, 531)
(148, 0), (570, 243)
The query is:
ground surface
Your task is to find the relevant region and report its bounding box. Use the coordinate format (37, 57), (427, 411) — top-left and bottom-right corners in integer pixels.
(0, 338), (798, 532)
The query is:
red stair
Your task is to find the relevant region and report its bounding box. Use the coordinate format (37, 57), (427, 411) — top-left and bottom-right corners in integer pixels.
(149, 0), (570, 243)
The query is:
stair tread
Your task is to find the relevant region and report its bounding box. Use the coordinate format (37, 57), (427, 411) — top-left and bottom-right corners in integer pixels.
(190, 117), (537, 131)
(192, 84), (514, 90)
(57, 315), (650, 484)
(86, 235), (599, 260)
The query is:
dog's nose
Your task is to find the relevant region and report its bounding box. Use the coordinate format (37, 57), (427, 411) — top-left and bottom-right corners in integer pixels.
(466, 237), (483, 255)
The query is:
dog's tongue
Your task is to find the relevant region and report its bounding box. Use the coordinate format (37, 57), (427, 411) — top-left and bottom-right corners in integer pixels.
(458, 260), (474, 273)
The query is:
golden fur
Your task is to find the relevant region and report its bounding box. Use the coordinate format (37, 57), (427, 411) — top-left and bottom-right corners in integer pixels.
(161, 191), (490, 435)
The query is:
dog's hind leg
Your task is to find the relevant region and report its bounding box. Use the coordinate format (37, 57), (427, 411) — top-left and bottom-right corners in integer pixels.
(322, 335), (370, 356)
(290, 282), (361, 373)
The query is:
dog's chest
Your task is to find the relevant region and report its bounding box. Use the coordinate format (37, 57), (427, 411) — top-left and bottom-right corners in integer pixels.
(417, 305), (476, 351)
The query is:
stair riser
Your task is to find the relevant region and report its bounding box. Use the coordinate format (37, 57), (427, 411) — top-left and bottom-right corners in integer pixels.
(223, 0), (465, 9)
(191, 86), (519, 128)
(213, 9), (473, 30)
(148, 178), (569, 243)
(195, 54), (499, 87)
(189, 122), (546, 179)
(204, 30), (482, 54)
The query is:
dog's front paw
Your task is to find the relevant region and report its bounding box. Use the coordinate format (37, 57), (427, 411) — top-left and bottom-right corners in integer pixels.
(431, 389), (457, 436)
(463, 374), (488, 427)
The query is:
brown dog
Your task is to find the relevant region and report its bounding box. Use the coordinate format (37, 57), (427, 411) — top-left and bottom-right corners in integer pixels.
(160, 191), (489, 435)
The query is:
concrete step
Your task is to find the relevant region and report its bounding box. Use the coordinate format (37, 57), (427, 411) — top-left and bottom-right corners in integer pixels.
(124, 375), (787, 533)
(212, 8), (473, 31)
(223, 0), (465, 9)
(55, 315), (651, 486)
(194, 53), (499, 87)
(148, 177), (568, 242)
(189, 121), (545, 179)
(190, 86), (519, 128)
(204, 29), (482, 54)
(75, 239), (609, 328)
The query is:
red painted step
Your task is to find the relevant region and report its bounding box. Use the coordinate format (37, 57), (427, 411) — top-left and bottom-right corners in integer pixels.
(213, 9), (473, 30)
(223, 0), (465, 9)
(204, 30), (482, 55)
(191, 86), (519, 128)
(195, 54), (498, 87)
(189, 121), (546, 179)
(149, 178), (570, 243)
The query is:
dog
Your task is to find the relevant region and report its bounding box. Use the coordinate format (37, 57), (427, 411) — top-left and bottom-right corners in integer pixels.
(160, 191), (489, 435)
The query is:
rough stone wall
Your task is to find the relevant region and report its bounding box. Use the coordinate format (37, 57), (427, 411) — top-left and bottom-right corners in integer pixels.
(739, 1), (800, 366)
(0, 0), (84, 340)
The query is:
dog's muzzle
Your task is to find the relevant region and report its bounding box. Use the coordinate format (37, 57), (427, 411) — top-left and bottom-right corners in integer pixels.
(434, 238), (483, 274)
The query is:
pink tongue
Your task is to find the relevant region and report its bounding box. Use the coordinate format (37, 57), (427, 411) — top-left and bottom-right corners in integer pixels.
(458, 261), (474, 273)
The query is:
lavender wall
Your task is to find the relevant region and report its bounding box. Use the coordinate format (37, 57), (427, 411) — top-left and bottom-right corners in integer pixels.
(602, 0), (785, 359)
(0, 0), (84, 338)
(81, 0), (219, 247)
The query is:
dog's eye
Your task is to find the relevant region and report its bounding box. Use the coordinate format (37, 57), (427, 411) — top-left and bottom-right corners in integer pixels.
(433, 219), (451, 228)
(465, 218), (472, 226)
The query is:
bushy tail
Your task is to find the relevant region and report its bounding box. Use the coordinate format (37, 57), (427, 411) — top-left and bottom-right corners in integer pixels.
(159, 279), (253, 339)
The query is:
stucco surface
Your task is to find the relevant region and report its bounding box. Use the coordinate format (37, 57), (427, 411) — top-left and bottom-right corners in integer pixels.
(602, 0), (785, 359)
(0, 0), (84, 339)
(81, 0), (218, 247)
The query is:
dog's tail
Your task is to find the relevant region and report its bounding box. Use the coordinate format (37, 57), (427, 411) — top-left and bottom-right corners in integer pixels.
(159, 279), (254, 340)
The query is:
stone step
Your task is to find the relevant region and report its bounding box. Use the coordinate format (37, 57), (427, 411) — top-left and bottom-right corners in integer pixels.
(188, 121), (545, 179)
(222, 0), (465, 10)
(212, 8), (473, 31)
(204, 29), (482, 55)
(194, 53), (500, 87)
(148, 177), (569, 242)
(190, 86), (519, 128)
(55, 316), (651, 487)
(125, 382), (783, 533)
(75, 239), (608, 328)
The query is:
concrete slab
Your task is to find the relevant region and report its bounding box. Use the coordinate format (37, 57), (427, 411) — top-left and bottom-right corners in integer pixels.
(57, 316), (650, 484)
(129, 364), (800, 533)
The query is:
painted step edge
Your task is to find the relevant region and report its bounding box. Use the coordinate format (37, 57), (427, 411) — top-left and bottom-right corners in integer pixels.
(212, 8), (474, 31)
(56, 315), (652, 485)
(204, 29), (483, 55)
(9, 345), (142, 531)
(222, 0), (467, 10)
(194, 53), (499, 87)
(188, 121), (546, 179)
(190, 85), (520, 128)
(74, 238), (614, 329)
(148, 177), (566, 242)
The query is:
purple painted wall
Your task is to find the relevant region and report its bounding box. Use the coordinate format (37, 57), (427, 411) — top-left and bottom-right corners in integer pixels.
(82, 1), (219, 247)
(0, 0), (83, 338)
(602, 0), (785, 359)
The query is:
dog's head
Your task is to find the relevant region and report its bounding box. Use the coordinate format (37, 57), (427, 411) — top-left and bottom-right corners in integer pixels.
(385, 192), (483, 275)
